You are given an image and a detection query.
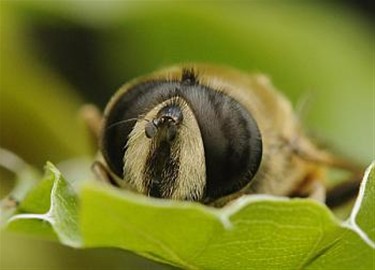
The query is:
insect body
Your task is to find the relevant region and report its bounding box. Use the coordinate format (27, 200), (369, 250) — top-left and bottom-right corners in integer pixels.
(92, 64), (353, 206)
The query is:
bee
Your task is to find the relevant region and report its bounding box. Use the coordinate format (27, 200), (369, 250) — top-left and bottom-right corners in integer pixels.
(83, 64), (361, 207)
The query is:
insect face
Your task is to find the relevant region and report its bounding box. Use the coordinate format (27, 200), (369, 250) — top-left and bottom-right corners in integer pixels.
(99, 67), (262, 203)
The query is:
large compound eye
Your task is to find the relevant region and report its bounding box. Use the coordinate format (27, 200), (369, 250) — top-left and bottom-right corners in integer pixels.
(100, 70), (262, 202)
(188, 87), (263, 201)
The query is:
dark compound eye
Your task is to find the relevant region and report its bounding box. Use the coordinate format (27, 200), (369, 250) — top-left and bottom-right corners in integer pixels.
(186, 88), (262, 202)
(101, 76), (262, 202)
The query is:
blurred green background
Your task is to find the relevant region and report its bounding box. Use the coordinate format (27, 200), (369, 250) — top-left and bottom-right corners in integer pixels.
(0, 1), (373, 269)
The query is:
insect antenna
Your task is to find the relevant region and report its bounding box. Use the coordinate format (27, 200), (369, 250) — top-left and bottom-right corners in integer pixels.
(106, 118), (139, 130)
(106, 117), (152, 130)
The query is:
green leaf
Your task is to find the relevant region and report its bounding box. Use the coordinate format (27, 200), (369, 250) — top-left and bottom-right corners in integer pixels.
(3, 162), (374, 269)
(6, 163), (81, 247)
(80, 183), (374, 269)
(303, 162), (375, 269)
(347, 161), (375, 244)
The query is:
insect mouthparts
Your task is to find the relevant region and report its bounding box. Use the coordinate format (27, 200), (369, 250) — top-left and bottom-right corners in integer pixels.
(145, 104), (183, 142)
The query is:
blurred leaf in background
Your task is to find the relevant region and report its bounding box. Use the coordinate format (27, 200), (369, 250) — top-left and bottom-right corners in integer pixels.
(0, 0), (373, 269)
(0, 4), (92, 166)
